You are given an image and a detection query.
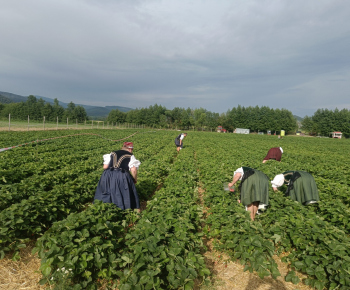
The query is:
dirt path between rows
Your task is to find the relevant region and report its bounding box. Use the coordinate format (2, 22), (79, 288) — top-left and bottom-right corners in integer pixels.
(0, 242), (47, 290)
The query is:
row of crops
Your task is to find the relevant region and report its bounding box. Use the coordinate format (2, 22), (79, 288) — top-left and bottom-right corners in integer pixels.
(1, 129), (350, 289)
(192, 134), (350, 290)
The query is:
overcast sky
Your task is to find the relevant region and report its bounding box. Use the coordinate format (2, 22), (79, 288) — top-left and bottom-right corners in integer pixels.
(1, 0), (349, 117)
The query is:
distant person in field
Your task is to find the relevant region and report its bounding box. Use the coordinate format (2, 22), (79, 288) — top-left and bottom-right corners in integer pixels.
(175, 132), (187, 152)
(271, 171), (320, 205)
(262, 147), (283, 163)
(94, 142), (141, 210)
(228, 167), (269, 221)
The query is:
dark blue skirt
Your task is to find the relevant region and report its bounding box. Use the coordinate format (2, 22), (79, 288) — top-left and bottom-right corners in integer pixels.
(175, 138), (183, 148)
(94, 169), (140, 210)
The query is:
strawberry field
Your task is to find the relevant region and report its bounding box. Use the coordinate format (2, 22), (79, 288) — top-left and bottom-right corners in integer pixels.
(0, 129), (349, 290)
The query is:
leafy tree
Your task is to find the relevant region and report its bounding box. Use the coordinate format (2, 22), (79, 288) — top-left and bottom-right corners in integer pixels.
(42, 103), (54, 121)
(159, 114), (168, 128)
(1, 103), (26, 119)
(307, 108), (350, 138)
(26, 95), (40, 120)
(74, 106), (88, 122)
(63, 102), (76, 122)
(337, 109), (350, 138)
(53, 99), (65, 122)
(107, 109), (126, 124)
(301, 116), (315, 134)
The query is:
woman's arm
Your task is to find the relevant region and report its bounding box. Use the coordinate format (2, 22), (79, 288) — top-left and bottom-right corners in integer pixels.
(229, 172), (242, 203)
(130, 167), (137, 183)
(128, 155), (141, 183)
(228, 172), (241, 187)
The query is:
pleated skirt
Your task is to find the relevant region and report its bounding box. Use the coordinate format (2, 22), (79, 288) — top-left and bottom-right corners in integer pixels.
(289, 171), (319, 204)
(94, 169), (140, 210)
(241, 170), (269, 206)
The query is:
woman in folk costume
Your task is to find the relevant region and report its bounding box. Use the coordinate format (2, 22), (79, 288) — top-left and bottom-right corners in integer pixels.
(94, 142), (141, 210)
(271, 171), (319, 205)
(174, 132), (187, 152)
(228, 167), (269, 221)
(262, 147), (283, 163)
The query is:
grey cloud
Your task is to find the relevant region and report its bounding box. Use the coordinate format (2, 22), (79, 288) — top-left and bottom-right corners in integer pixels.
(1, 0), (350, 117)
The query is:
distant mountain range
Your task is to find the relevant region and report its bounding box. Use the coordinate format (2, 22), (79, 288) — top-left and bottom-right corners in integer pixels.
(0, 91), (133, 118)
(0, 90), (305, 120)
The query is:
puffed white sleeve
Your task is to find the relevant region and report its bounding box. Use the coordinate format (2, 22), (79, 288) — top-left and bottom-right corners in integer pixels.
(128, 155), (141, 169)
(271, 174), (284, 188)
(103, 154), (111, 165)
(233, 167), (244, 180)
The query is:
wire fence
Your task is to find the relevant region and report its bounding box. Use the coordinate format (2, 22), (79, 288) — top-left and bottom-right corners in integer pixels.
(0, 115), (146, 131)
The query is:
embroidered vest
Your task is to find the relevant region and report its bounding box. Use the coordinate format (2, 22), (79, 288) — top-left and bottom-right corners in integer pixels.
(109, 150), (132, 171)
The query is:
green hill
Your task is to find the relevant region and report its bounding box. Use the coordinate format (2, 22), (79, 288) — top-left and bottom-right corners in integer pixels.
(0, 91), (133, 118)
(0, 92), (27, 103)
(293, 115), (303, 121)
(0, 95), (14, 104)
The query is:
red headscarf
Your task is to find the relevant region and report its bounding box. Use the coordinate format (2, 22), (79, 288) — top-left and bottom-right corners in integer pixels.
(123, 142), (133, 148)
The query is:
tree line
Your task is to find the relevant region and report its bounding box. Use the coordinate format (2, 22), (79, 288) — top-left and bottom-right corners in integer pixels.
(0, 95), (88, 122)
(107, 104), (298, 133)
(301, 108), (350, 138)
(3, 96), (347, 137)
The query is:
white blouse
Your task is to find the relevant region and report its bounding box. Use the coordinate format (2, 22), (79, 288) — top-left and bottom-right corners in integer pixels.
(233, 167), (244, 180)
(271, 174), (285, 188)
(103, 154), (141, 169)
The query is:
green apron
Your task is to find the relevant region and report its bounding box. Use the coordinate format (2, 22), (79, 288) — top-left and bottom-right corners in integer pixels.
(240, 169), (269, 206)
(288, 171), (319, 204)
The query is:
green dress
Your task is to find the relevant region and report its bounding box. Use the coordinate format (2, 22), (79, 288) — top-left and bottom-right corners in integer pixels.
(283, 171), (319, 205)
(240, 167), (269, 207)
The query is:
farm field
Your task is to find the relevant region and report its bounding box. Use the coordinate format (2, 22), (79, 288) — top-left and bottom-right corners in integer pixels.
(0, 129), (350, 290)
